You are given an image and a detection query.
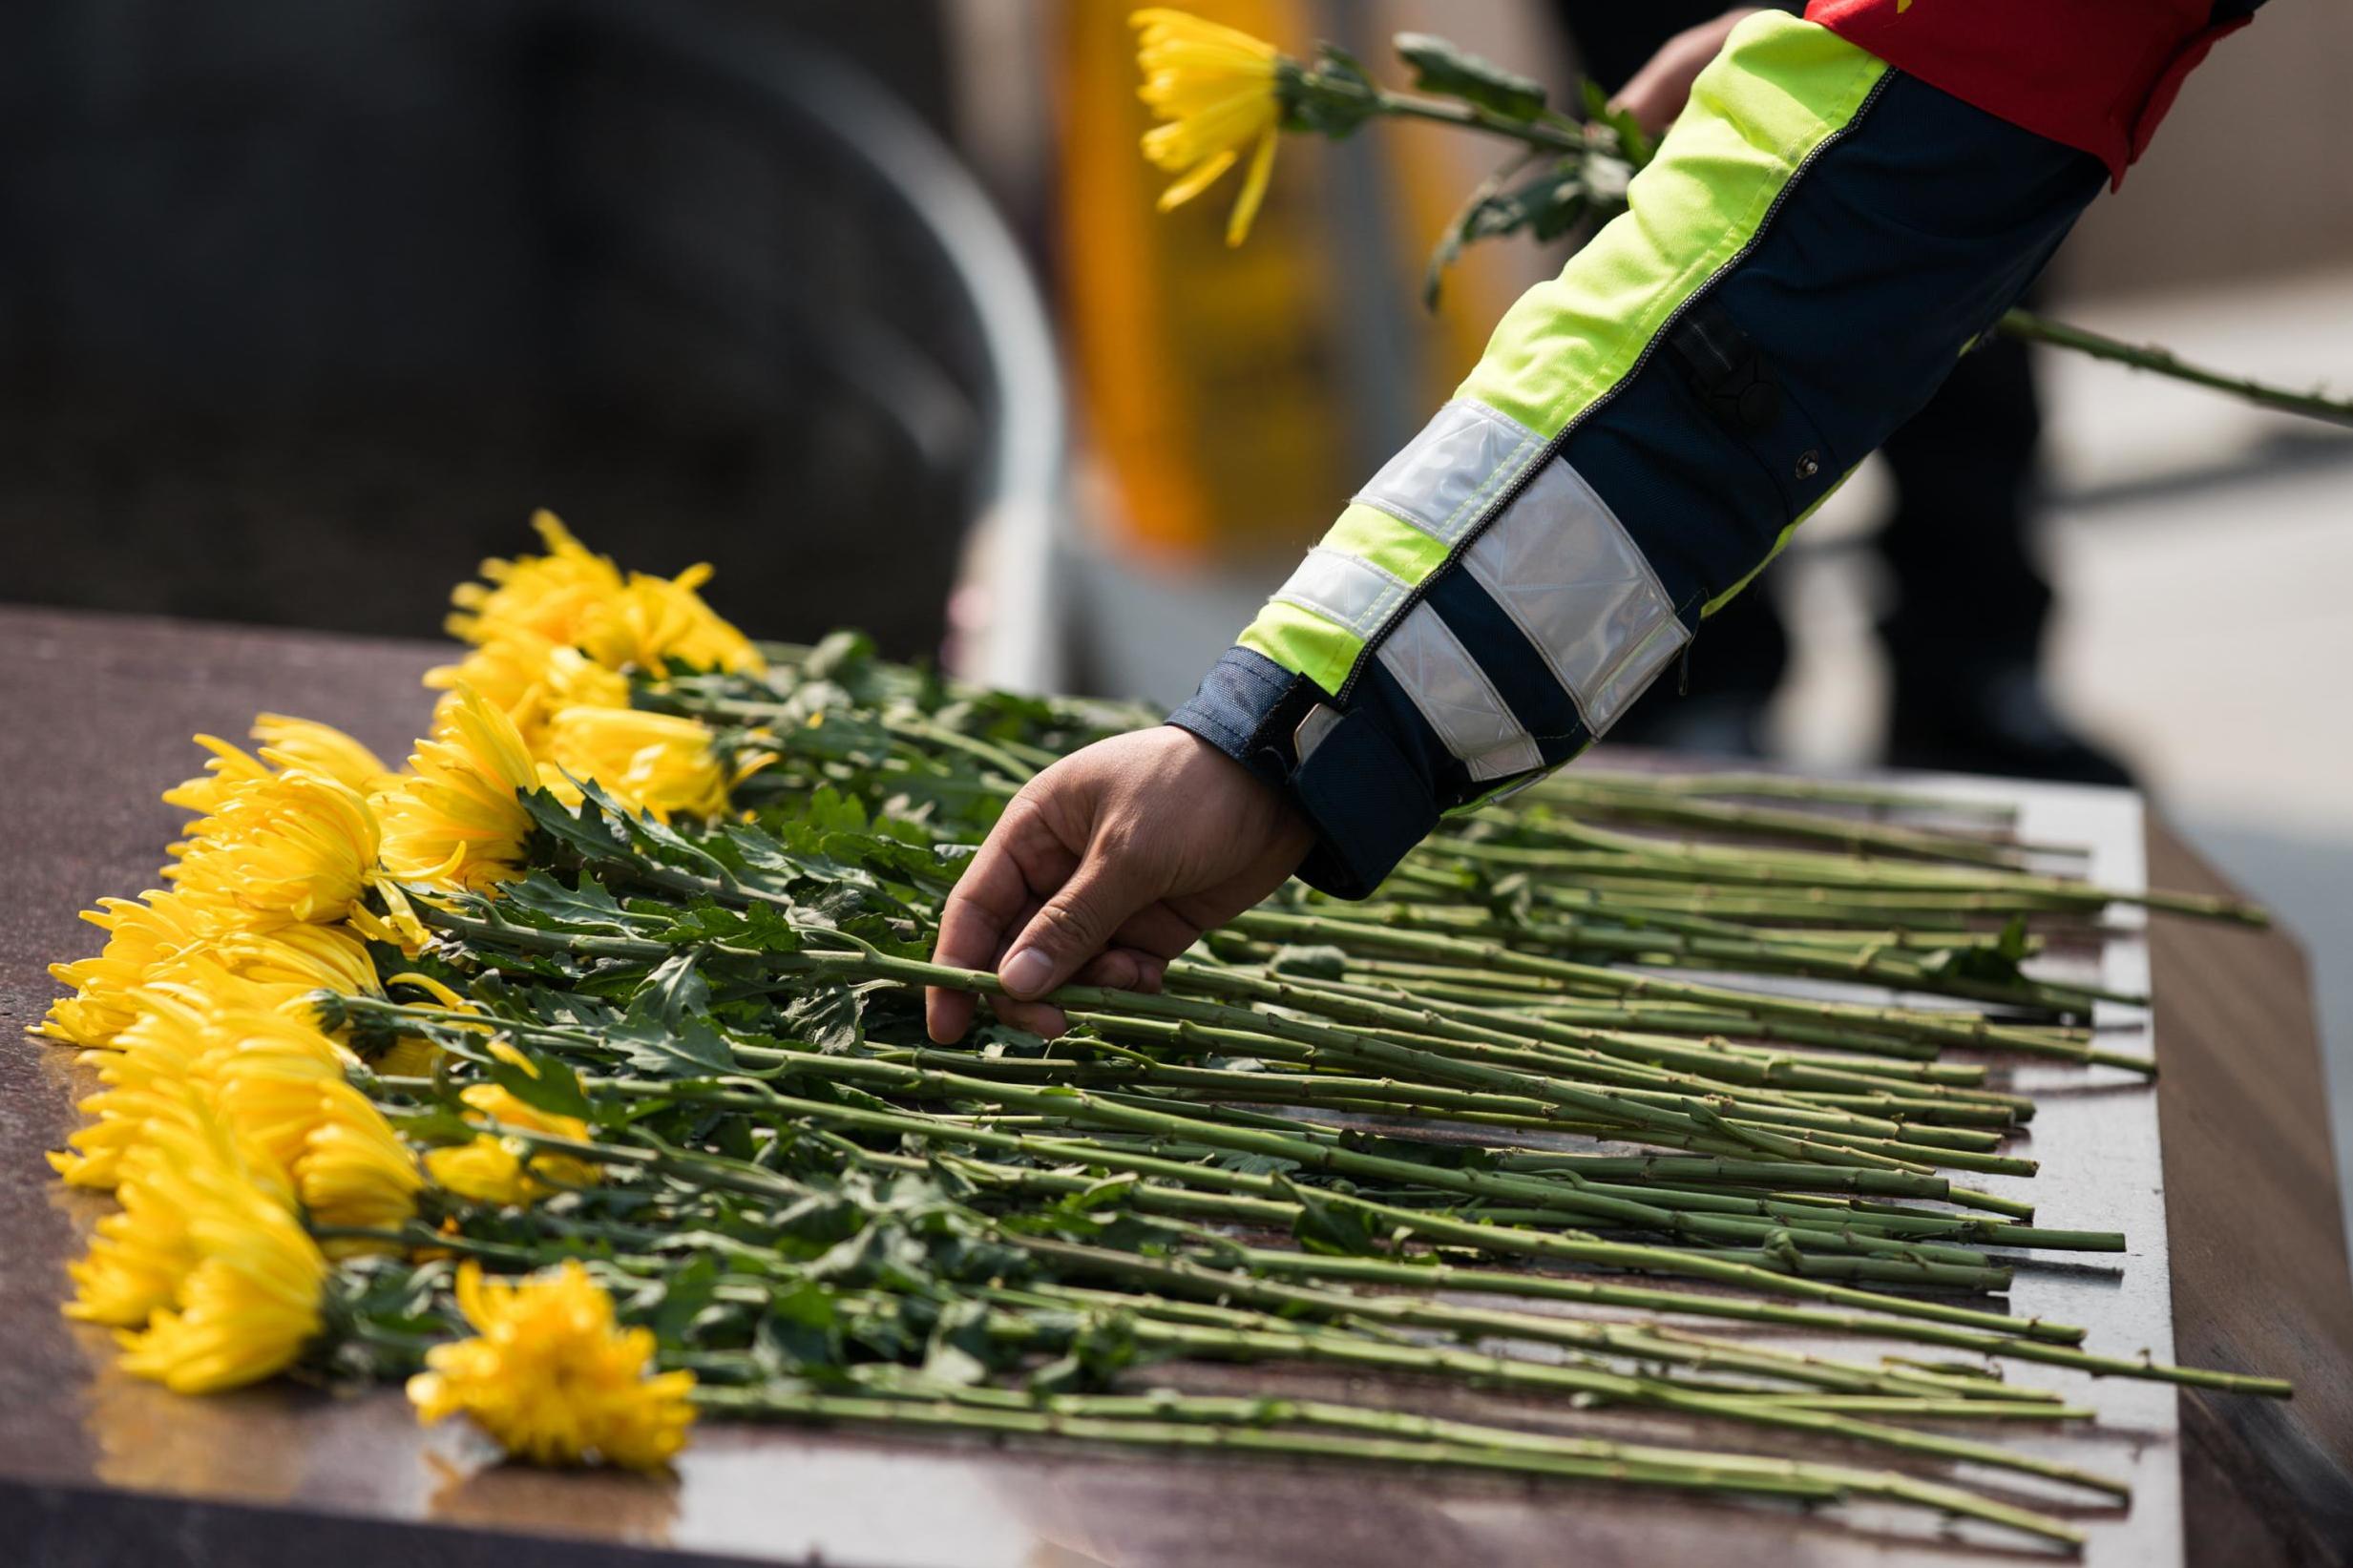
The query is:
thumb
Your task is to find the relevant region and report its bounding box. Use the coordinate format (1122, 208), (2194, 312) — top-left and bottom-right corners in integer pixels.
(997, 851), (1157, 1001)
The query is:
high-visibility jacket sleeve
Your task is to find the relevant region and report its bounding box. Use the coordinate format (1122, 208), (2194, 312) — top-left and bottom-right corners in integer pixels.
(1166, 9), (2249, 898)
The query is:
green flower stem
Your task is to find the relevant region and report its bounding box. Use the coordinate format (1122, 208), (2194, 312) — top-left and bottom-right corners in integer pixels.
(804, 946), (1946, 1169)
(1077, 998), (2016, 1154)
(1010, 1235), (2046, 1404)
(1422, 831), (2264, 927)
(977, 1111), (2006, 1267)
(484, 1069), (2060, 1333)
(1997, 307), (2353, 429)
(1524, 769), (2022, 821)
(1166, 960), (1980, 1099)
(1382, 862), (2047, 959)
(561, 1051), (2016, 1279)
(1229, 908), (2149, 1073)
(977, 1281), (2125, 1501)
(1486, 784), (2040, 867)
(691, 1381), (2082, 1546)
(1319, 896), (2133, 1014)
(918, 1046), (1987, 1193)
(848, 1136), (2078, 1343)
(1234, 946), (2085, 1058)
(1328, 964), (2016, 1077)
(1361, 87), (1586, 154)
(1228, 1248), (2286, 1396)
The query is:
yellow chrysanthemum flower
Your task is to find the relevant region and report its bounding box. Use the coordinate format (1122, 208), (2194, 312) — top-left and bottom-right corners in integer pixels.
(1133, 8), (1287, 246)
(107, 1114), (327, 1394)
(446, 512), (764, 680)
(540, 706), (729, 823)
(164, 718), (395, 828)
(53, 1001), (412, 1247)
(375, 686), (540, 892)
(409, 1261), (696, 1470)
(199, 1021), (420, 1245)
(375, 1035), (447, 1079)
(170, 770), (382, 928)
(427, 628), (633, 746)
(161, 738), (272, 825)
(447, 511), (629, 649)
(67, 1098), (293, 1330)
(574, 569), (765, 679)
(47, 892), (382, 1054)
(252, 715), (397, 794)
(296, 1090), (427, 1247)
(49, 993), (219, 1190)
(424, 1083), (599, 1207)
(42, 890), (211, 1047)
(148, 922), (384, 1021)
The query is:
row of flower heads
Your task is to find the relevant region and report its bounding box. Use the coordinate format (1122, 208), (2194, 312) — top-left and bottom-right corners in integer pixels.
(38, 514), (772, 1471)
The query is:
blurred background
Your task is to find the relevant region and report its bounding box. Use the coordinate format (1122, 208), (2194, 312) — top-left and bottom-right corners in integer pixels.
(1, 0), (2347, 1229)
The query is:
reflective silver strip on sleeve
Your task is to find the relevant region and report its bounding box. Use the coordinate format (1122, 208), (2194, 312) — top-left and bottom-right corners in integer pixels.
(1354, 399), (1545, 549)
(1375, 601), (1544, 783)
(1460, 455), (1690, 737)
(1271, 547), (1413, 642)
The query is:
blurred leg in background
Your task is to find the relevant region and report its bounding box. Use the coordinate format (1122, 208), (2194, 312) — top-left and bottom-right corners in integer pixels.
(1876, 314), (2132, 784)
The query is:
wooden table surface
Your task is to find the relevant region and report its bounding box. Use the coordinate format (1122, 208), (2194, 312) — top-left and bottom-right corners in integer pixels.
(2, 606), (2348, 1567)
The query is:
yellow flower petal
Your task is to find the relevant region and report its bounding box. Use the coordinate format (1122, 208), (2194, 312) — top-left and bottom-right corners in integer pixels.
(408, 1262), (696, 1470)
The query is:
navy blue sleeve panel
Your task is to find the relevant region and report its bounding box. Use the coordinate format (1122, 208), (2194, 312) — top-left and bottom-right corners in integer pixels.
(1568, 70), (2105, 620)
(1167, 63), (2109, 902)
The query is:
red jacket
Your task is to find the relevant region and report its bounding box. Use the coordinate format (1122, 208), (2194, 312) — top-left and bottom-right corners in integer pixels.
(1807, 0), (2257, 186)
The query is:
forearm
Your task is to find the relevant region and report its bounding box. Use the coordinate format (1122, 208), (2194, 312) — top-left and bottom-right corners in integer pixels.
(1171, 4), (2255, 896)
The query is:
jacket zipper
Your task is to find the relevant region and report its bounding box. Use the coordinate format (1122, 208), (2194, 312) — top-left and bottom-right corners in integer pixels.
(1336, 67), (1895, 705)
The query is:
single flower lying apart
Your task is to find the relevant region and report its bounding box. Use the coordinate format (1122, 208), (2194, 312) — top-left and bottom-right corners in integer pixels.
(409, 1261), (697, 1471)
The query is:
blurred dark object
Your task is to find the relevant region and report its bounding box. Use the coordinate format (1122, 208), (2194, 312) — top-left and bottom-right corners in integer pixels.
(0, 0), (1029, 660)
(1553, 0), (2131, 785)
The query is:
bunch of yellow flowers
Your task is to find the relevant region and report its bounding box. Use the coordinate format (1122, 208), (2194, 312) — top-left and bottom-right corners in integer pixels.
(34, 514), (747, 1463)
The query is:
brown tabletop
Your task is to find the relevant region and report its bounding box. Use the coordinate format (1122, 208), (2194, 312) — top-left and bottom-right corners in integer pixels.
(3, 606), (2349, 1567)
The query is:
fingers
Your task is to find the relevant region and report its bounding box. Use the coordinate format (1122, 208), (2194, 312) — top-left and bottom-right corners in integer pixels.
(998, 850), (1157, 1005)
(986, 994), (1072, 1039)
(926, 802), (1061, 1043)
(979, 945), (1166, 1041)
(1609, 54), (1684, 138)
(1076, 946), (1170, 994)
(1612, 10), (1761, 137)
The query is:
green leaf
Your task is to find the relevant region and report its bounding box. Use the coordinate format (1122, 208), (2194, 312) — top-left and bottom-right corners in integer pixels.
(1920, 919), (2030, 987)
(1580, 76), (1653, 168)
(921, 1298), (1000, 1387)
(649, 1253), (723, 1342)
(1396, 32), (1546, 120)
(498, 869), (646, 937)
(804, 629), (876, 684)
(1276, 1176), (1376, 1256)
(485, 1045), (595, 1122)
(756, 1279), (843, 1372)
(650, 898), (804, 955)
(1268, 944), (1350, 980)
(608, 999), (738, 1078)
(783, 984), (867, 1055)
(640, 951), (710, 1029)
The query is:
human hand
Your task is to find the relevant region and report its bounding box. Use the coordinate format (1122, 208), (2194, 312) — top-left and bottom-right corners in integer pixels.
(923, 725), (1314, 1042)
(1609, 8), (1762, 137)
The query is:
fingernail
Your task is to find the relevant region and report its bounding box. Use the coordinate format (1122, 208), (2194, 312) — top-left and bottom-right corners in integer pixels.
(1000, 947), (1052, 998)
